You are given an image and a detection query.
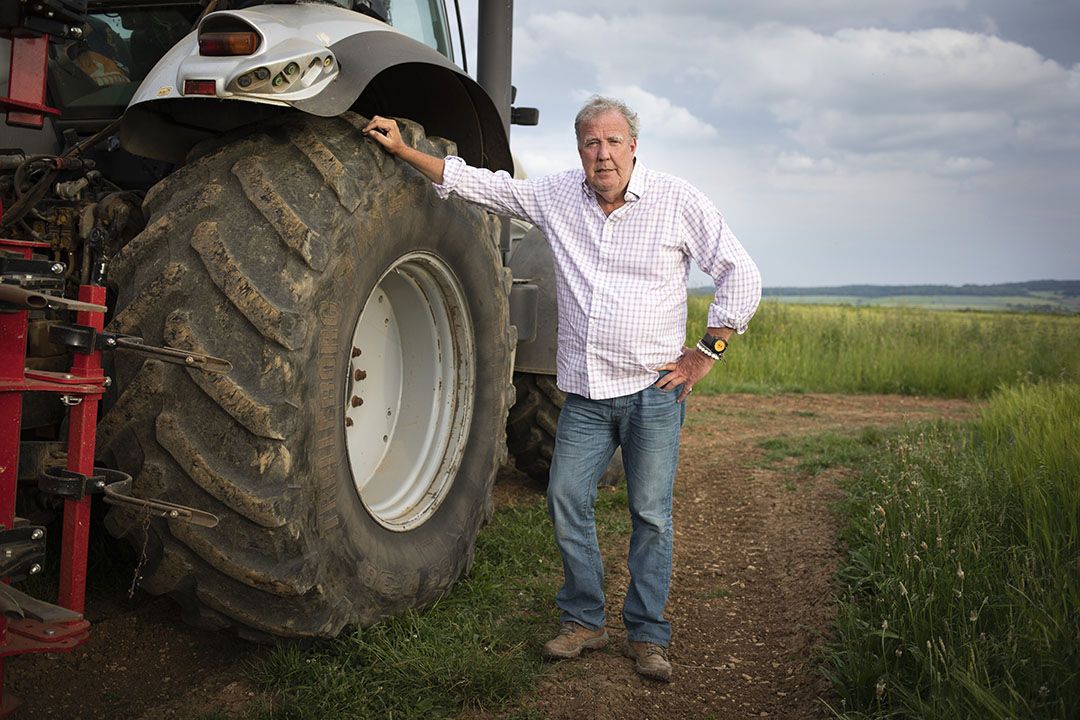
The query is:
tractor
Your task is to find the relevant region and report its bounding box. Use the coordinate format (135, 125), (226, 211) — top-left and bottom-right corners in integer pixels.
(0, 0), (601, 700)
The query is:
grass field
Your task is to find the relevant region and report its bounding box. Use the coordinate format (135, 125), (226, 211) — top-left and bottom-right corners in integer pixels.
(821, 382), (1079, 719)
(687, 298), (1080, 397)
(238, 303), (1078, 719)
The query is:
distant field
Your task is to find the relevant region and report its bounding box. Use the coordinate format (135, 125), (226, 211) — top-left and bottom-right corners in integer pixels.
(687, 299), (1080, 397)
(765, 293), (1078, 313)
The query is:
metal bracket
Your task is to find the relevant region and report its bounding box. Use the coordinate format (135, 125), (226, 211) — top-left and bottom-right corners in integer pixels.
(39, 466), (122, 500)
(48, 324), (232, 374)
(0, 526), (47, 581)
(0, 257), (65, 283)
(103, 477), (219, 528)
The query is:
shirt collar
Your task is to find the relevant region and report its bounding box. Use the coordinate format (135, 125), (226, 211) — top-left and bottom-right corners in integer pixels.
(624, 159), (645, 202)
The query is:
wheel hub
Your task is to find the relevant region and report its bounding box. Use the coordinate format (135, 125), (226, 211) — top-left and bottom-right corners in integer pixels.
(343, 252), (474, 531)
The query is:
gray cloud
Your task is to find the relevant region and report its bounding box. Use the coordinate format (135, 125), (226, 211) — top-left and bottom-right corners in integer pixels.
(495, 1), (1080, 284)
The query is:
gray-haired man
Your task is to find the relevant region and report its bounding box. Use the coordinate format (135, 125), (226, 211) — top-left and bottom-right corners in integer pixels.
(364, 97), (760, 681)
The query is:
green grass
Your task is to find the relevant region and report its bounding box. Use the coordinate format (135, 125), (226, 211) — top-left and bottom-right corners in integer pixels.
(823, 381), (1080, 719)
(247, 484), (632, 720)
(688, 299), (1080, 398)
(757, 427), (885, 475)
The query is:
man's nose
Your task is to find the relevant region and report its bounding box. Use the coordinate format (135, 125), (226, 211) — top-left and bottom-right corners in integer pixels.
(596, 143), (611, 159)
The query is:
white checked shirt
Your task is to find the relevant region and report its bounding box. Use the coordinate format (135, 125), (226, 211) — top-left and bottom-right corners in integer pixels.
(435, 156), (761, 400)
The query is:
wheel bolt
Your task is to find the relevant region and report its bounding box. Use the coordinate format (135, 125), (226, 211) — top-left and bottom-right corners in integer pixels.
(351, 396), (363, 407)
(345, 417), (353, 427)
(354, 369), (366, 381)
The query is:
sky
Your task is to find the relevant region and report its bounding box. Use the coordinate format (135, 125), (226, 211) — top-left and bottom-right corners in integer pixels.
(458, 0), (1080, 288)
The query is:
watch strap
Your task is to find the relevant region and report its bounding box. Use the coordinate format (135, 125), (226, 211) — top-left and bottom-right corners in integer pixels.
(699, 332), (728, 359)
(696, 339), (722, 361)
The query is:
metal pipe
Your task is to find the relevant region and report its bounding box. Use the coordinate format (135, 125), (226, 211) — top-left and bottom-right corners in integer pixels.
(476, 0), (513, 137)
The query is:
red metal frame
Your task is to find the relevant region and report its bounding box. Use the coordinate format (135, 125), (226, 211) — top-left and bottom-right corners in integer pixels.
(3, 36), (60, 128)
(0, 26), (108, 714)
(0, 238), (103, 715)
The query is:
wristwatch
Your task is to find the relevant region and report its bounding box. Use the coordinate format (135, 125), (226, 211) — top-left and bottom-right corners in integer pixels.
(696, 332), (728, 361)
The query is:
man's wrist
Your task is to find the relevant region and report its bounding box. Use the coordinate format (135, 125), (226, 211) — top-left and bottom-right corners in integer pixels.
(698, 330), (730, 361)
(695, 340), (721, 361)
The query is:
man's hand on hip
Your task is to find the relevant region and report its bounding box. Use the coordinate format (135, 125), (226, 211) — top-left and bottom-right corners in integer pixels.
(655, 347), (714, 403)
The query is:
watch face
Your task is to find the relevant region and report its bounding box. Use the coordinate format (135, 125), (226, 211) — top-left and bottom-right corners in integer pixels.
(713, 338), (727, 353)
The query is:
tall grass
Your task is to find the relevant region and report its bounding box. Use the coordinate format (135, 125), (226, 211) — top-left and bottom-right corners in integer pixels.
(825, 382), (1080, 718)
(688, 299), (1080, 397)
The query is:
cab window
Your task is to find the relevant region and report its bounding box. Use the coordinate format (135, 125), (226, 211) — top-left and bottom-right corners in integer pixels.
(388, 0), (453, 60)
(48, 6), (199, 119)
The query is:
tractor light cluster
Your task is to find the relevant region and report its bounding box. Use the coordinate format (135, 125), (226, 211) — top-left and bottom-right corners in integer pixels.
(180, 15), (337, 100)
(228, 53), (336, 96)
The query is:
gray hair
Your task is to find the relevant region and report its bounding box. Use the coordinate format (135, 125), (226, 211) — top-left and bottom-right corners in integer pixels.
(574, 96), (640, 141)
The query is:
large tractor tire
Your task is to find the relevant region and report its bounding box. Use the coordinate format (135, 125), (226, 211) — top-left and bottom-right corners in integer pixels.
(507, 373), (624, 487)
(97, 113), (514, 638)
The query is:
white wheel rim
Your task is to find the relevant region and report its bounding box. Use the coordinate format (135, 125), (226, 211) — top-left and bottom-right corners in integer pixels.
(344, 252), (475, 531)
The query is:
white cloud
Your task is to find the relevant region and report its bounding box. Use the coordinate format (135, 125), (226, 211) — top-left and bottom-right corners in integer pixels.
(935, 155), (993, 176)
(515, 13), (1080, 164)
(775, 152), (837, 174)
(516, 0), (968, 31)
(594, 85), (718, 140)
(502, 2), (1080, 285)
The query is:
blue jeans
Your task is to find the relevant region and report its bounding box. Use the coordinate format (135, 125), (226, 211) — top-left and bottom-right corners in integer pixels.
(547, 378), (686, 647)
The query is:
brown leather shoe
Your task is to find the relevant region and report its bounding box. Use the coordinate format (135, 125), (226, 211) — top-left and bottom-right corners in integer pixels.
(623, 640), (672, 681)
(541, 622), (610, 659)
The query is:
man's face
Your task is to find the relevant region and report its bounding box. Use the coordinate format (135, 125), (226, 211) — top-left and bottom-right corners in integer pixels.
(577, 110), (637, 198)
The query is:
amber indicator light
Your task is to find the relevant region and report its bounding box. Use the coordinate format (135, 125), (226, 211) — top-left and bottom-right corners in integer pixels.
(198, 31), (260, 56)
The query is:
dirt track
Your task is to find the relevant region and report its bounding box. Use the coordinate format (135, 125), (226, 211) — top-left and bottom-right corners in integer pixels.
(6, 394), (973, 719)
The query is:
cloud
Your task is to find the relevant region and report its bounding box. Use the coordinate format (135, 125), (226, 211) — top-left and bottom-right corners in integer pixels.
(512, 87), (717, 175)
(516, 0), (968, 32)
(589, 85), (718, 141)
(503, 2), (1080, 286)
(775, 152), (837, 174)
(516, 12), (1080, 166)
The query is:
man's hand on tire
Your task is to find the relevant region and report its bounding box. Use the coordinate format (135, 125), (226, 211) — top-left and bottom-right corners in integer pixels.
(362, 115), (407, 155)
(362, 115), (447, 184)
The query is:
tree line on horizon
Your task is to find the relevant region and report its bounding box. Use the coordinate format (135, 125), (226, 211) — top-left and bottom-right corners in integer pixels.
(737, 279), (1080, 298)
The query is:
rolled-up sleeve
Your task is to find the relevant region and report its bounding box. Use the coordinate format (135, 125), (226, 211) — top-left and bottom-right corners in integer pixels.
(434, 155), (546, 225)
(682, 191), (761, 334)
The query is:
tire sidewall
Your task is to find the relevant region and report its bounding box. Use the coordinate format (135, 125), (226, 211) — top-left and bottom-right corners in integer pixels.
(309, 177), (507, 613)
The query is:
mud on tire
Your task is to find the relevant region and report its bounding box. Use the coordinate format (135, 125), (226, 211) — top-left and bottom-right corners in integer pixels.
(98, 113), (514, 638)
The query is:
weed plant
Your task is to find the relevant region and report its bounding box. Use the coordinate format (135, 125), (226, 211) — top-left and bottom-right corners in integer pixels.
(825, 382), (1080, 718)
(688, 299), (1080, 398)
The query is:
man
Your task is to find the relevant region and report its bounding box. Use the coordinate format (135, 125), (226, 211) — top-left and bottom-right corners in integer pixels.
(363, 97), (760, 682)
